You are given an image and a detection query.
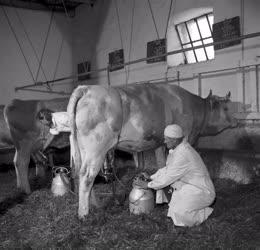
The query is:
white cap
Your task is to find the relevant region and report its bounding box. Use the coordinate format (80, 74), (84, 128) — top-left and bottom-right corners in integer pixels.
(164, 124), (183, 138)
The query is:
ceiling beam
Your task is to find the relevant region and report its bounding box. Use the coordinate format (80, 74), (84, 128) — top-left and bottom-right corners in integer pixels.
(0, 0), (88, 14)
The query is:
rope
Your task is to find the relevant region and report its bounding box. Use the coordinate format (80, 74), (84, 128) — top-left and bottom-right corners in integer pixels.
(52, 37), (64, 82)
(13, 7), (48, 82)
(147, 0), (160, 39)
(114, 0), (124, 52)
(52, 0), (72, 84)
(35, 10), (54, 82)
(1, 6), (35, 82)
(114, 0), (128, 85)
(164, 0), (175, 38)
(126, 0), (135, 85)
(61, 0), (71, 20)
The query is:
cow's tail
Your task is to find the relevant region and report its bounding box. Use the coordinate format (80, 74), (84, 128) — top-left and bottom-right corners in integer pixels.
(67, 86), (88, 176)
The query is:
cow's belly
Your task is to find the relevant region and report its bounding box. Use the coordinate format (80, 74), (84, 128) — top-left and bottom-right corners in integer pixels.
(116, 84), (185, 152)
(117, 119), (164, 152)
(117, 140), (159, 152)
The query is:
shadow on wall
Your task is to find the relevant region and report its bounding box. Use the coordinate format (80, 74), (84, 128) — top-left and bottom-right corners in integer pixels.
(72, 1), (111, 83)
(6, 8), (74, 101)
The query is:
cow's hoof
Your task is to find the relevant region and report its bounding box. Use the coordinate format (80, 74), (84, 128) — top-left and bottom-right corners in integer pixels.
(78, 208), (89, 219)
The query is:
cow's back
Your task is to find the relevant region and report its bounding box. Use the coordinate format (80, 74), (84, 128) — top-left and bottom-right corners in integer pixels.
(4, 98), (69, 148)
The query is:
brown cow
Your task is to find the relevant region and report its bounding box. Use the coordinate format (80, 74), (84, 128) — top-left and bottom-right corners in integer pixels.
(67, 83), (237, 218)
(4, 98), (69, 194)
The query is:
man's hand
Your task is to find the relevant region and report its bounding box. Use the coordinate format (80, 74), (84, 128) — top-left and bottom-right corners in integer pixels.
(137, 172), (151, 181)
(133, 178), (149, 189)
(141, 172), (150, 181)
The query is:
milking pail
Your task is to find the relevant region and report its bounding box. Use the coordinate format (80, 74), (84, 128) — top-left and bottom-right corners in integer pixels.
(129, 184), (154, 215)
(51, 166), (71, 196)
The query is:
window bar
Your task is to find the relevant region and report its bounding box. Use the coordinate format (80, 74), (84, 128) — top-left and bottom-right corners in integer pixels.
(16, 32), (260, 91)
(181, 36), (212, 46)
(185, 13), (212, 25)
(206, 14), (213, 34)
(184, 22), (198, 62)
(194, 18), (208, 60)
(175, 26), (188, 64)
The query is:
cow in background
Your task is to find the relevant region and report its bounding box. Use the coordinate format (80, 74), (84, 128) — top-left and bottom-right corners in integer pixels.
(0, 105), (13, 151)
(67, 83), (237, 218)
(4, 98), (69, 194)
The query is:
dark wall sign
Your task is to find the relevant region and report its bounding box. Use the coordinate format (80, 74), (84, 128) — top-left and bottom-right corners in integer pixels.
(146, 38), (166, 63)
(213, 16), (241, 50)
(109, 49), (124, 72)
(78, 61), (91, 81)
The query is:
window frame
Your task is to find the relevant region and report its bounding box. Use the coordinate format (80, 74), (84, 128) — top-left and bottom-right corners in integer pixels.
(175, 12), (214, 64)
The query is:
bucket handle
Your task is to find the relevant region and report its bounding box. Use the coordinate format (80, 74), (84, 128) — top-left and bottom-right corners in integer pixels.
(53, 166), (70, 175)
(129, 191), (146, 205)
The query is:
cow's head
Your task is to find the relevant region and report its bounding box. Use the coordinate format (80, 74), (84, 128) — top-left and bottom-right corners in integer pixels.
(203, 90), (237, 135)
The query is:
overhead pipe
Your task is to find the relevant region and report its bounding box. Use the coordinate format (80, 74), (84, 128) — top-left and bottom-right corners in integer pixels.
(15, 31), (260, 92)
(18, 88), (71, 96)
(18, 63), (260, 97)
(15, 66), (107, 91)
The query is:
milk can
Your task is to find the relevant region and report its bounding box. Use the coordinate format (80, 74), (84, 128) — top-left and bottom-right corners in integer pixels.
(129, 183), (155, 215)
(51, 166), (71, 196)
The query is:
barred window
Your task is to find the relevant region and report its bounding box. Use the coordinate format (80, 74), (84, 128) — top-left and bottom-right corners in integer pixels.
(175, 13), (214, 64)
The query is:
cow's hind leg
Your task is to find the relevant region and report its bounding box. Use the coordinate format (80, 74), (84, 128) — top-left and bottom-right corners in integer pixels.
(14, 148), (31, 194)
(78, 156), (104, 219)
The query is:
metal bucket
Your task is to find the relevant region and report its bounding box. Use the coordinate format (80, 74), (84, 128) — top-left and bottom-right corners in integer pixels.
(51, 166), (71, 196)
(129, 184), (154, 215)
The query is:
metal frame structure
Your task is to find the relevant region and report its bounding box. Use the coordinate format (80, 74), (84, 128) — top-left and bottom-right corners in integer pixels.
(0, 0), (95, 13)
(15, 31), (260, 96)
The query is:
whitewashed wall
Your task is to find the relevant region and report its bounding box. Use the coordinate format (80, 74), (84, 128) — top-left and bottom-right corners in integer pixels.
(0, 7), (74, 105)
(73, 0), (260, 113)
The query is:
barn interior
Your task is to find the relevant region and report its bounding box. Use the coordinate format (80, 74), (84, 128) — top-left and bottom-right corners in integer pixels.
(0, 0), (259, 249)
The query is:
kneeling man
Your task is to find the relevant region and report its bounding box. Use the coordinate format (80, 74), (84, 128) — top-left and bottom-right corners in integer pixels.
(135, 124), (216, 227)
